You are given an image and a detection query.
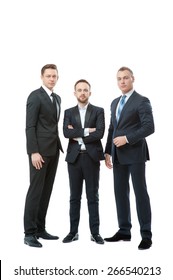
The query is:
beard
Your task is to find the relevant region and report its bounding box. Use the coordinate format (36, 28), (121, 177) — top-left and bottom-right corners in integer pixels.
(77, 96), (89, 104)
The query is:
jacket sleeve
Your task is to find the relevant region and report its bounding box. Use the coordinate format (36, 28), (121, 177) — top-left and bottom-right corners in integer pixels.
(83, 108), (105, 143)
(63, 109), (84, 139)
(25, 93), (40, 154)
(126, 97), (155, 144)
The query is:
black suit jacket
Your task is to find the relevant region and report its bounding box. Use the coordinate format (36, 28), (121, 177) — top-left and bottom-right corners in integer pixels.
(105, 91), (155, 164)
(63, 104), (105, 163)
(26, 86), (63, 156)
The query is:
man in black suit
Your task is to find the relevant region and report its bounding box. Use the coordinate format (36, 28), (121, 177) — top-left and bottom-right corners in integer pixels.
(24, 64), (63, 247)
(62, 79), (105, 244)
(104, 67), (155, 250)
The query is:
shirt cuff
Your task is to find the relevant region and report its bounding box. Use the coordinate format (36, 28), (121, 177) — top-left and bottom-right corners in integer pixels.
(125, 136), (129, 143)
(84, 128), (89, 137)
(77, 137), (83, 145)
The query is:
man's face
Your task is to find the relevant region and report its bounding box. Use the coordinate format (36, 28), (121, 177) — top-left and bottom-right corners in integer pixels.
(117, 70), (134, 93)
(74, 82), (91, 104)
(41, 68), (59, 91)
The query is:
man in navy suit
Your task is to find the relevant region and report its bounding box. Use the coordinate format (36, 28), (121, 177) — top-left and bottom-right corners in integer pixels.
(62, 79), (105, 244)
(24, 64), (63, 247)
(104, 67), (155, 250)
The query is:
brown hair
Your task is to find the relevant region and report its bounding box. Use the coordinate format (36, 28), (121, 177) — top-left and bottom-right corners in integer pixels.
(74, 79), (91, 90)
(41, 64), (58, 75)
(117, 66), (133, 75)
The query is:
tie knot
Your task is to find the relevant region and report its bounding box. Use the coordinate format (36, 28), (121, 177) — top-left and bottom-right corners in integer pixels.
(51, 92), (56, 102)
(121, 95), (126, 101)
(120, 95), (126, 106)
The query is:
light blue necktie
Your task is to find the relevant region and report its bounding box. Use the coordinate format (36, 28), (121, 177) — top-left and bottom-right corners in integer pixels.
(116, 95), (127, 122)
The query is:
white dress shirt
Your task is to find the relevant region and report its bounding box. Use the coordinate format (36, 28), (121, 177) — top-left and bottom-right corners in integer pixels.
(77, 104), (89, 150)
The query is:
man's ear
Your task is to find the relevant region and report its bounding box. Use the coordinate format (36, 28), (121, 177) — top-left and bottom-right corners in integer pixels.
(131, 75), (135, 82)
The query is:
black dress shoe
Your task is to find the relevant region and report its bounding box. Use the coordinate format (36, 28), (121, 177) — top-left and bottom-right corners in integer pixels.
(24, 236), (42, 248)
(138, 238), (152, 250)
(91, 234), (104, 244)
(62, 233), (79, 243)
(36, 230), (59, 240)
(104, 232), (131, 242)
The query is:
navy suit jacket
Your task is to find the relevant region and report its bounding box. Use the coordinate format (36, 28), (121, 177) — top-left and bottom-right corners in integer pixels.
(105, 91), (155, 164)
(26, 86), (63, 156)
(63, 103), (105, 163)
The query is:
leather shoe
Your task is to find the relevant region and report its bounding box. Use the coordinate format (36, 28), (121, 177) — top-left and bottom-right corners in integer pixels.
(62, 233), (79, 243)
(138, 238), (152, 250)
(36, 230), (59, 240)
(24, 236), (42, 248)
(91, 234), (104, 244)
(104, 232), (131, 242)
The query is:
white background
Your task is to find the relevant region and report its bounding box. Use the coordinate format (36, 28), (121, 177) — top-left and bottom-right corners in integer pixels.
(0, 0), (172, 279)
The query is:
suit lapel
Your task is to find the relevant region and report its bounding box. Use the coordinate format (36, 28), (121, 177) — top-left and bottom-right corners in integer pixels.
(40, 87), (52, 109)
(84, 104), (92, 127)
(118, 91), (136, 122)
(74, 106), (82, 127)
(73, 104), (92, 128)
(40, 87), (61, 121)
(111, 98), (120, 124)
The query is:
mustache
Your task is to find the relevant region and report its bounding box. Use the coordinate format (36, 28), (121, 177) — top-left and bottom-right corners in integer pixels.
(77, 96), (88, 103)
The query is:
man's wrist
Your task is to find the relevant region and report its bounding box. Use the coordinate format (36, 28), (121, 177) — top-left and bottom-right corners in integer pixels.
(125, 136), (129, 143)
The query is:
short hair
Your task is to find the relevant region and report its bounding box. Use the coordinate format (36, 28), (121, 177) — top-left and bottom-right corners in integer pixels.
(117, 66), (133, 75)
(74, 79), (91, 90)
(41, 64), (58, 75)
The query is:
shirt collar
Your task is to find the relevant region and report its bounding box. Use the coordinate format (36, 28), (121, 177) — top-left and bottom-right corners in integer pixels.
(42, 85), (53, 97)
(78, 103), (89, 111)
(122, 89), (134, 98)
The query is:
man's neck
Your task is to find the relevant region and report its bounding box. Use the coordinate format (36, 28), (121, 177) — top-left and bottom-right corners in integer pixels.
(78, 102), (89, 108)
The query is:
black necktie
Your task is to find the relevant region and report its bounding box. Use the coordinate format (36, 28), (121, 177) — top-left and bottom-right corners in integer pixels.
(51, 93), (57, 119)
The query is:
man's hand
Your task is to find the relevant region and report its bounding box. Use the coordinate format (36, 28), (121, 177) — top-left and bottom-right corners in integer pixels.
(31, 153), (45, 169)
(105, 153), (113, 169)
(67, 124), (77, 140)
(68, 125), (73, 129)
(89, 128), (96, 133)
(68, 125), (96, 133)
(113, 136), (127, 147)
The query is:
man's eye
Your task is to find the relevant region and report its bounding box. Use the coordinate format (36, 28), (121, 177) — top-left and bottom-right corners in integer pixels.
(46, 75), (57, 78)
